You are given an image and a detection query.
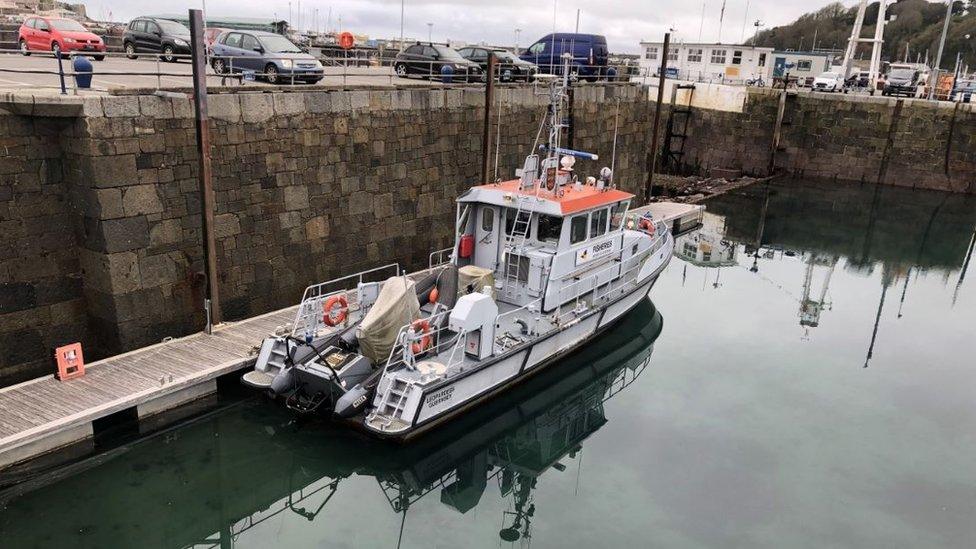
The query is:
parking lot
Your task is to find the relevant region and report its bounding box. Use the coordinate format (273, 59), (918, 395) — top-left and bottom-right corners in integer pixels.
(0, 53), (441, 92)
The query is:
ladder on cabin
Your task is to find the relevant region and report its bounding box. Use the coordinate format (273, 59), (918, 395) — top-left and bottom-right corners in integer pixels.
(502, 199), (531, 300)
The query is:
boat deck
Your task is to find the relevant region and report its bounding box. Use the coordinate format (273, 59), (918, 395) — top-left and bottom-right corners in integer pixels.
(0, 305), (298, 469)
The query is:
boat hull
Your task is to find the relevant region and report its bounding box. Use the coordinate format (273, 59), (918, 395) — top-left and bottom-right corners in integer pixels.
(365, 265), (665, 441)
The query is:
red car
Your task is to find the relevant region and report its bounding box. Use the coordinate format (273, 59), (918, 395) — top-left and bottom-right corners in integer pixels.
(18, 16), (106, 60)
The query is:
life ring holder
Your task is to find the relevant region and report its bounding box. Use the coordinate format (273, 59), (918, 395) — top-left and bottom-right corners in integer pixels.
(322, 295), (348, 327)
(410, 319), (432, 354)
(638, 217), (656, 235)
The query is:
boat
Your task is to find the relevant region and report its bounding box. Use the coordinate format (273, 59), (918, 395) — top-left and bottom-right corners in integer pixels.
(241, 60), (675, 440)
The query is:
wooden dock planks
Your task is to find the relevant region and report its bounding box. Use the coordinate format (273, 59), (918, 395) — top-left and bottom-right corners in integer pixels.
(0, 305), (298, 463)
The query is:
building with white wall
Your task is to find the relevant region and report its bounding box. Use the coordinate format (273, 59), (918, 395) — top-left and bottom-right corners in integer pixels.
(638, 42), (773, 84)
(769, 50), (835, 80)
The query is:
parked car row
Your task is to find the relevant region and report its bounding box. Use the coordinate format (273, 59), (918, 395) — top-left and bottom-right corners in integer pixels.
(392, 32), (611, 83)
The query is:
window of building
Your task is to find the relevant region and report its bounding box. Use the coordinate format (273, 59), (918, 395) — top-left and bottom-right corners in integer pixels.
(702, 251), (712, 262)
(537, 215), (561, 242)
(570, 215), (588, 244)
(687, 48), (703, 63)
(590, 208), (608, 237)
(610, 201), (630, 230)
(645, 46), (658, 60)
(732, 50), (743, 65)
(482, 208), (494, 232)
(667, 47), (679, 62)
(796, 60), (812, 71)
(710, 49), (727, 64)
(758, 52), (767, 67)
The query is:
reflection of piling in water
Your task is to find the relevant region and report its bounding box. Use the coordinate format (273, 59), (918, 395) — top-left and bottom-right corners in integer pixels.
(952, 226), (976, 306)
(864, 266), (894, 369)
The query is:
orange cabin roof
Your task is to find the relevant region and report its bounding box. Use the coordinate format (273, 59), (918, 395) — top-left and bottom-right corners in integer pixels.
(473, 179), (635, 216)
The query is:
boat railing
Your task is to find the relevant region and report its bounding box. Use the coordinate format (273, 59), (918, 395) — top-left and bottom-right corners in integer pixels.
(429, 246), (454, 270)
(553, 250), (648, 325)
(292, 263), (401, 338)
(382, 307), (459, 373)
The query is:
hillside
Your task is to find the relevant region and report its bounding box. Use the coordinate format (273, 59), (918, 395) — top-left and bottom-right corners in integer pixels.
(750, 0), (976, 69)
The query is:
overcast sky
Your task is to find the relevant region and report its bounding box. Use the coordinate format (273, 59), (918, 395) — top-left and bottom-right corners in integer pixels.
(76, 0), (845, 53)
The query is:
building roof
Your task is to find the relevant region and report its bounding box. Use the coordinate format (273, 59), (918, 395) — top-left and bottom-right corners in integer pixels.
(461, 178), (634, 217)
(771, 50), (834, 57)
(639, 41), (772, 50)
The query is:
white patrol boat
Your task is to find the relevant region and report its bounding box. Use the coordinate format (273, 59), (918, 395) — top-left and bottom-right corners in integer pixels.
(242, 65), (675, 440)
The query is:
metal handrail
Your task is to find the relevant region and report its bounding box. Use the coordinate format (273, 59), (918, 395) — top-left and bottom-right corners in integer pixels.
(428, 247), (454, 269)
(292, 263), (400, 337)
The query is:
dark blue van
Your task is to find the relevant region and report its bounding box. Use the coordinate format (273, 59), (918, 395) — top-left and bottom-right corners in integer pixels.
(520, 33), (608, 80)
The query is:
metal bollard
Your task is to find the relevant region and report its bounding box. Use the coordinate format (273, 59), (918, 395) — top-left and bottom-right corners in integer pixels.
(55, 50), (66, 95)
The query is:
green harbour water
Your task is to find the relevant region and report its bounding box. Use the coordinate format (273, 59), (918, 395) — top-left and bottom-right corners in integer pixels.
(2, 179), (975, 548)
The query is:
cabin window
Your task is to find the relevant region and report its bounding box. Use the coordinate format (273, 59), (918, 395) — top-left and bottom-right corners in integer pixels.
(732, 50), (743, 65)
(610, 201), (630, 230)
(482, 208), (494, 232)
(590, 208), (608, 237)
(570, 215), (588, 244)
(537, 214), (562, 242)
(687, 48), (703, 63)
(710, 49), (727, 64)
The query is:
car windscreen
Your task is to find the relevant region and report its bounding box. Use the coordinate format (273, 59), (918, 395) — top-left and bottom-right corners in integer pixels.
(50, 19), (88, 32)
(889, 69), (914, 79)
(434, 47), (466, 61)
(157, 20), (190, 35)
(259, 35), (302, 53)
(494, 51), (519, 62)
(819, 73), (839, 79)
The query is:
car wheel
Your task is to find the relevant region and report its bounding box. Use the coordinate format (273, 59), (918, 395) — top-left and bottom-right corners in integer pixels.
(19, 39), (30, 56)
(394, 63), (407, 78)
(51, 42), (62, 58)
(212, 58), (227, 74)
(162, 45), (175, 63)
(93, 55), (105, 61)
(265, 63), (279, 84)
(125, 42), (137, 59)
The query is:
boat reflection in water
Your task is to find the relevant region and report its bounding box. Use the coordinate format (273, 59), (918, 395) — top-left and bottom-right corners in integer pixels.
(0, 300), (663, 548)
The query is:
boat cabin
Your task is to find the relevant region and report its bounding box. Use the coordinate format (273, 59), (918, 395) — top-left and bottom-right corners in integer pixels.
(453, 155), (645, 313)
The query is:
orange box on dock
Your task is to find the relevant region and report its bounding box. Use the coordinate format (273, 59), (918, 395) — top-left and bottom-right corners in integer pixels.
(54, 343), (85, 381)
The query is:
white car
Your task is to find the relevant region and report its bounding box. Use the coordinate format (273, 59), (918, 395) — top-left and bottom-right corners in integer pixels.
(812, 72), (844, 92)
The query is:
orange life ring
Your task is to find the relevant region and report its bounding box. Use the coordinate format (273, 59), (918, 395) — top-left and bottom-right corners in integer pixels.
(322, 295), (348, 327)
(338, 31), (355, 50)
(638, 217), (655, 235)
(410, 319), (432, 354)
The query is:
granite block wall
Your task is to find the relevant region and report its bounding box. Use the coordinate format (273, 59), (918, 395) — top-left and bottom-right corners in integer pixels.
(0, 84), (649, 383)
(1, 83), (974, 384)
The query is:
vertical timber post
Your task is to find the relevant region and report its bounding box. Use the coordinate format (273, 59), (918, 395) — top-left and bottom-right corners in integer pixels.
(482, 53), (497, 183)
(645, 32), (670, 203)
(189, 9), (221, 331)
(768, 90), (787, 175)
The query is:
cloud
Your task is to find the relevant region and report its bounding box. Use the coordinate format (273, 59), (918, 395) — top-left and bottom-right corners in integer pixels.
(75, 0), (846, 53)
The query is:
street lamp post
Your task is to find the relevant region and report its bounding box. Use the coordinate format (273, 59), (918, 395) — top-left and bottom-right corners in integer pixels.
(427, 22), (433, 42)
(400, 0), (405, 50)
(515, 28), (521, 53)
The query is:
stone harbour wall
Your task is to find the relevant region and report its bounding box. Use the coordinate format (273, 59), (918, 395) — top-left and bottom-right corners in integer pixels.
(679, 89), (976, 192)
(0, 84), (649, 384)
(1, 84), (974, 384)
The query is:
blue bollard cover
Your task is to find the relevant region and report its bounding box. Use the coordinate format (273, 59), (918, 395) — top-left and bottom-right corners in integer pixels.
(72, 56), (93, 89)
(440, 64), (454, 84)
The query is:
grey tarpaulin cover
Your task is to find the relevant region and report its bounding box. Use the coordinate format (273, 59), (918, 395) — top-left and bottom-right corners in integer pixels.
(357, 276), (420, 363)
